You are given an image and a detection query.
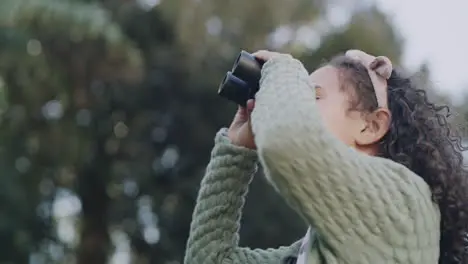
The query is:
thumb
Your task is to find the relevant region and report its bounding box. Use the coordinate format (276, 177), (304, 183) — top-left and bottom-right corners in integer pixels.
(236, 105), (248, 117)
(232, 105), (249, 125)
(246, 99), (255, 114)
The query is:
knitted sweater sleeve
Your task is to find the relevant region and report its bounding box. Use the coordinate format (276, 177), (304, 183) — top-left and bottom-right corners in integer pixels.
(183, 129), (301, 264)
(250, 55), (440, 263)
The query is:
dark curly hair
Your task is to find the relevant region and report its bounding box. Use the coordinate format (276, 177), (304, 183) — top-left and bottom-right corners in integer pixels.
(328, 55), (468, 264)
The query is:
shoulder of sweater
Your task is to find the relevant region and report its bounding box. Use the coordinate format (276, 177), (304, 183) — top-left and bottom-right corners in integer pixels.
(378, 156), (432, 191)
(375, 156), (438, 214)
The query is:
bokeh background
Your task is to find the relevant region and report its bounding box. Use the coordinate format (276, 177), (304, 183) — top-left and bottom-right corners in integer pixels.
(0, 0), (467, 264)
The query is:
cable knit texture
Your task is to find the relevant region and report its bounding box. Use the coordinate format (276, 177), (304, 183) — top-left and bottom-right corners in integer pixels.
(184, 55), (441, 264)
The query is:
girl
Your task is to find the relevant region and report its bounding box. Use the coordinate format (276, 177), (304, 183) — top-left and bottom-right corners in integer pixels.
(183, 50), (468, 264)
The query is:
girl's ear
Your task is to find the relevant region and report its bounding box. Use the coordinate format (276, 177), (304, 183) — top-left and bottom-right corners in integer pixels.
(355, 108), (391, 146)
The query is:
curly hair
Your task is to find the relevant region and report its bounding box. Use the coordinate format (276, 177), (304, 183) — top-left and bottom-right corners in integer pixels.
(328, 55), (468, 264)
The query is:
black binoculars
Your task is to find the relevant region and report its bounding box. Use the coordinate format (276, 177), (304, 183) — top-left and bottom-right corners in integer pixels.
(218, 50), (265, 106)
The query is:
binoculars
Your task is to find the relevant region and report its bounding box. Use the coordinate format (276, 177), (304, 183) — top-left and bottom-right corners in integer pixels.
(218, 50), (265, 106)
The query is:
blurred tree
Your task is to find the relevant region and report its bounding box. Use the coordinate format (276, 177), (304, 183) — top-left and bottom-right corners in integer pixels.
(298, 7), (403, 69)
(0, 1), (433, 264)
(412, 63), (468, 139)
(0, 0), (142, 264)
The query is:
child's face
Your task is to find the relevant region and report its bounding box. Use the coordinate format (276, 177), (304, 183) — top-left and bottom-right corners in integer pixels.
(308, 65), (379, 152)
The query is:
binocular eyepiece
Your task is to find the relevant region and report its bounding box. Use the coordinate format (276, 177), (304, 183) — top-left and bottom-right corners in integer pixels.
(218, 50), (264, 106)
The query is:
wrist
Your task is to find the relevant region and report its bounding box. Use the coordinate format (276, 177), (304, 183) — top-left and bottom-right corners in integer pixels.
(218, 128), (257, 151)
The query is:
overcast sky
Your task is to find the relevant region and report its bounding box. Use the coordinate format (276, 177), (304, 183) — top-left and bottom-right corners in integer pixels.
(374, 0), (468, 99)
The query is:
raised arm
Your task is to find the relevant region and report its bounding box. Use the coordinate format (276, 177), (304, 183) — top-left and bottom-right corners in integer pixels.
(184, 129), (301, 264)
(250, 55), (440, 262)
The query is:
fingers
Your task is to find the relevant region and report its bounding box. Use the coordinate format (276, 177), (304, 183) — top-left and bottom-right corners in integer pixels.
(238, 100), (254, 112)
(235, 100), (255, 120)
(252, 50), (270, 60)
(252, 50), (293, 64)
(236, 105), (247, 116)
(252, 50), (280, 62)
(246, 99), (255, 113)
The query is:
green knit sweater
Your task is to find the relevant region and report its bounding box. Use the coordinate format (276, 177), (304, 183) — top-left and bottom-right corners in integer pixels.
(184, 55), (441, 264)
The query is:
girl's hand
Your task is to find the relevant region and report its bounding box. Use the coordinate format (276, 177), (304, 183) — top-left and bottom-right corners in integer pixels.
(227, 50), (290, 149)
(252, 50), (287, 63)
(227, 99), (256, 149)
